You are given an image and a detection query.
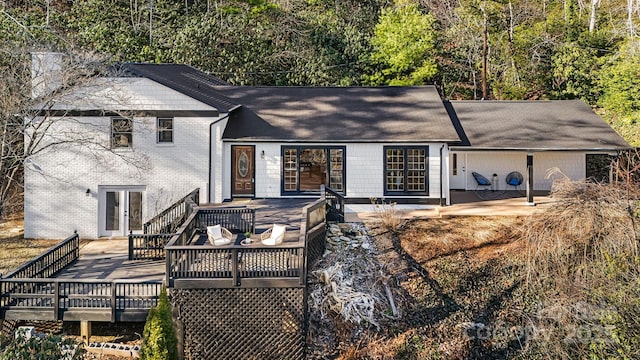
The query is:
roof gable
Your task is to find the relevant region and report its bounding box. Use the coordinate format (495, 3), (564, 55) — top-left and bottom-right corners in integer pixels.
(448, 100), (630, 151)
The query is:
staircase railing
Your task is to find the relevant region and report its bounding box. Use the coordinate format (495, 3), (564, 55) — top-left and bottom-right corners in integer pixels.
(142, 188), (199, 235)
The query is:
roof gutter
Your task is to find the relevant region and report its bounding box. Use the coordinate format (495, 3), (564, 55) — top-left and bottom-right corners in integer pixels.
(208, 105), (241, 203)
(448, 146), (632, 152)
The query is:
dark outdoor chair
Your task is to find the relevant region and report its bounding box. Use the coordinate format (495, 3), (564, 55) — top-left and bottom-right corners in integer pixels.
(506, 171), (524, 190)
(472, 172), (492, 190)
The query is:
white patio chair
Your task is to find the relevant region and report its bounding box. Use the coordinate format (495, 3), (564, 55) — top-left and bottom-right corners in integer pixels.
(260, 224), (287, 246)
(207, 224), (232, 246)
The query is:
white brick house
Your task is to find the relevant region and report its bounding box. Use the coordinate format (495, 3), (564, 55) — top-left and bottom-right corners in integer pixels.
(23, 58), (631, 239)
(25, 63), (227, 239)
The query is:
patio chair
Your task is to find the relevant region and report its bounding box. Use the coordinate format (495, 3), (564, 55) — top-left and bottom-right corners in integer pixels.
(506, 171), (524, 191)
(207, 224), (232, 246)
(472, 172), (492, 190)
(260, 224), (287, 246)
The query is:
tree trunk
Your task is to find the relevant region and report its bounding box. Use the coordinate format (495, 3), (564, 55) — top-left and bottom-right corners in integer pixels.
(628, 0), (636, 36)
(589, 0), (599, 33)
(482, 10), (488, 100)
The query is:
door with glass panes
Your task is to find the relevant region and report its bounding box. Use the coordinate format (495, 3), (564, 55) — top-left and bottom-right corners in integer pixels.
(98, 186), (145, 237)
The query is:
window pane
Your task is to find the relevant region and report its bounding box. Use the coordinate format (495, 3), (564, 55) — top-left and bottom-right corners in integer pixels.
(106, 192), (120, 231)
(407, 149), (426, 192)
(299, 149), (327, 191)
(452, 153), (458, 175)
(386, 149), (404, 191)
(129, 192), (143, 231)
(157, 118), (173, 143)
(329, 149), (343, 191)
(283, 148), (298, 191)
(112, 117), (133, 148)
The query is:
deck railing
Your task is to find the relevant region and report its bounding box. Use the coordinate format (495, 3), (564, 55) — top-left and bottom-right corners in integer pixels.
(2, 232), (80, 280)
(166, 245), (306, 288)
(130, 188), (201, 260)
(128, 234), (174, 260)
(143, 188), (199, 235)
(197, 208), (255, 234)
(324, 186), (345, 222)
(165, 199), (327, 288)
(0, 279), (162, 322)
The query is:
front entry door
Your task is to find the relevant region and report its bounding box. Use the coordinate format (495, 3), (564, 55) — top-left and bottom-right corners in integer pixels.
(99, 186), (145, 237)
(450, 152), (467, 190)
(232, 145), (255, 197)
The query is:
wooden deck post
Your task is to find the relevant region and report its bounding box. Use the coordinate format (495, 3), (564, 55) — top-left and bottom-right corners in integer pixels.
(53, 281), (60, 321)
(80, 321), (92, 343)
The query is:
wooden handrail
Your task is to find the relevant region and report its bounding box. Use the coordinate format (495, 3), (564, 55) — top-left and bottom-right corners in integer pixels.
(324, 186), (345, 222)
(143, 188), (199, 234)
(2, 232), (79, 279)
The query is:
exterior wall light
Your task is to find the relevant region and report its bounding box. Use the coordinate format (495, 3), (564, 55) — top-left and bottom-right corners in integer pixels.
(261, 150), (265, 159)
(86, 189), (91, 196)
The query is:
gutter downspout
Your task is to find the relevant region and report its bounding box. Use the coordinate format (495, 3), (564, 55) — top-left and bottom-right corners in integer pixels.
(208, 105), (241, 203)
(440, 144), (445, 206)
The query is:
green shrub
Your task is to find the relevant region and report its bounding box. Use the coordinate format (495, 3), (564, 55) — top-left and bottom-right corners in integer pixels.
(140, 287), (178, 360)
(0, 330), (84, 360)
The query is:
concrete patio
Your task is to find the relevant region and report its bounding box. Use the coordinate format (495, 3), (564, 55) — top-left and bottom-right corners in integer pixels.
(345, 190), (554, 222)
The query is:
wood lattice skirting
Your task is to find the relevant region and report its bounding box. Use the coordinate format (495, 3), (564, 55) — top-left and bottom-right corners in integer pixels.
(171, 287), (307, 360)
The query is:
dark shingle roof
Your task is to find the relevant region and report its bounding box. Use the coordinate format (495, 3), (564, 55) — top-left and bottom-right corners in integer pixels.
(121, 63), (239, 112)
(218, 86), (461, 142)
(447, 100), (630, 151)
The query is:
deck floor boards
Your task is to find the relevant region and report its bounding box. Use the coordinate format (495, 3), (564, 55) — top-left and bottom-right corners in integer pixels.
(52, 199), (313, 282)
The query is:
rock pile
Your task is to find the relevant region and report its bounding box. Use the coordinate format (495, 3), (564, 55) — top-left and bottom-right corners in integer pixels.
(326, 223), (372, 251)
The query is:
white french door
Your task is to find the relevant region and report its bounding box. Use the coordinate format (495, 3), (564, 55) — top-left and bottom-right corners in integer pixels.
(98, 186), (146, 237)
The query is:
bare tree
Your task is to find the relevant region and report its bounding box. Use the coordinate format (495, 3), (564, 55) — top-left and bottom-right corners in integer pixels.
(0, 48), (151, 220)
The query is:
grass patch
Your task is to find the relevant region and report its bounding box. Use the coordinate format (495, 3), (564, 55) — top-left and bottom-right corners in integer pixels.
(0, 217), (59, 275)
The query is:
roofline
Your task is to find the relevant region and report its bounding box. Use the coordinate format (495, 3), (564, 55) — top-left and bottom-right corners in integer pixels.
(449, 146), (631, 152)
(222, 139), (459, 144)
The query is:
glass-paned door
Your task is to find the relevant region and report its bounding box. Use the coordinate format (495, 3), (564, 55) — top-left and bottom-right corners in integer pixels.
(99, 186), (145, 237)
(281, 146), (345, 194)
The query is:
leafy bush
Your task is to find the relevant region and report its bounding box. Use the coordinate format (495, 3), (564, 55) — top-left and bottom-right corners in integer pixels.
(0, 329), (84, 360)
(140, 287), (178, 360)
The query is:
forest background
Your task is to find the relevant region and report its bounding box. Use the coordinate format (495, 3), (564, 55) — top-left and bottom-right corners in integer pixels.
(1, 0), (639, 146)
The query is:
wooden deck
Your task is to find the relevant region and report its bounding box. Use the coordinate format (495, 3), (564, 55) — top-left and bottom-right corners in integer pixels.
(0, 197), (327, 323)
(204, 198), (313, 233)
(164, 198), (324, 289)
(54, 241), (165, 281)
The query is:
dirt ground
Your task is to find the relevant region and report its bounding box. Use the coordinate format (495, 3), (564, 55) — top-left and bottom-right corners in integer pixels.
(3, 214), (528, 359)
(307, 215), (529, 359)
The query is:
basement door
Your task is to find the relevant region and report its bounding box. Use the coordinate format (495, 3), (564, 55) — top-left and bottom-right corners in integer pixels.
(232, 145), (255, 197)
(98, 186), (146, 237)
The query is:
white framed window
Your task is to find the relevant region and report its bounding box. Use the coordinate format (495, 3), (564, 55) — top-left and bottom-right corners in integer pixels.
(157, 117), (173, 143)
(111, 117), (133, 148)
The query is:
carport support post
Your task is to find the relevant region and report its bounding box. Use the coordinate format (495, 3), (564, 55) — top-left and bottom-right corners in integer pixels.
(526, 153), (535, 205)
(80, 320), (92, 343)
